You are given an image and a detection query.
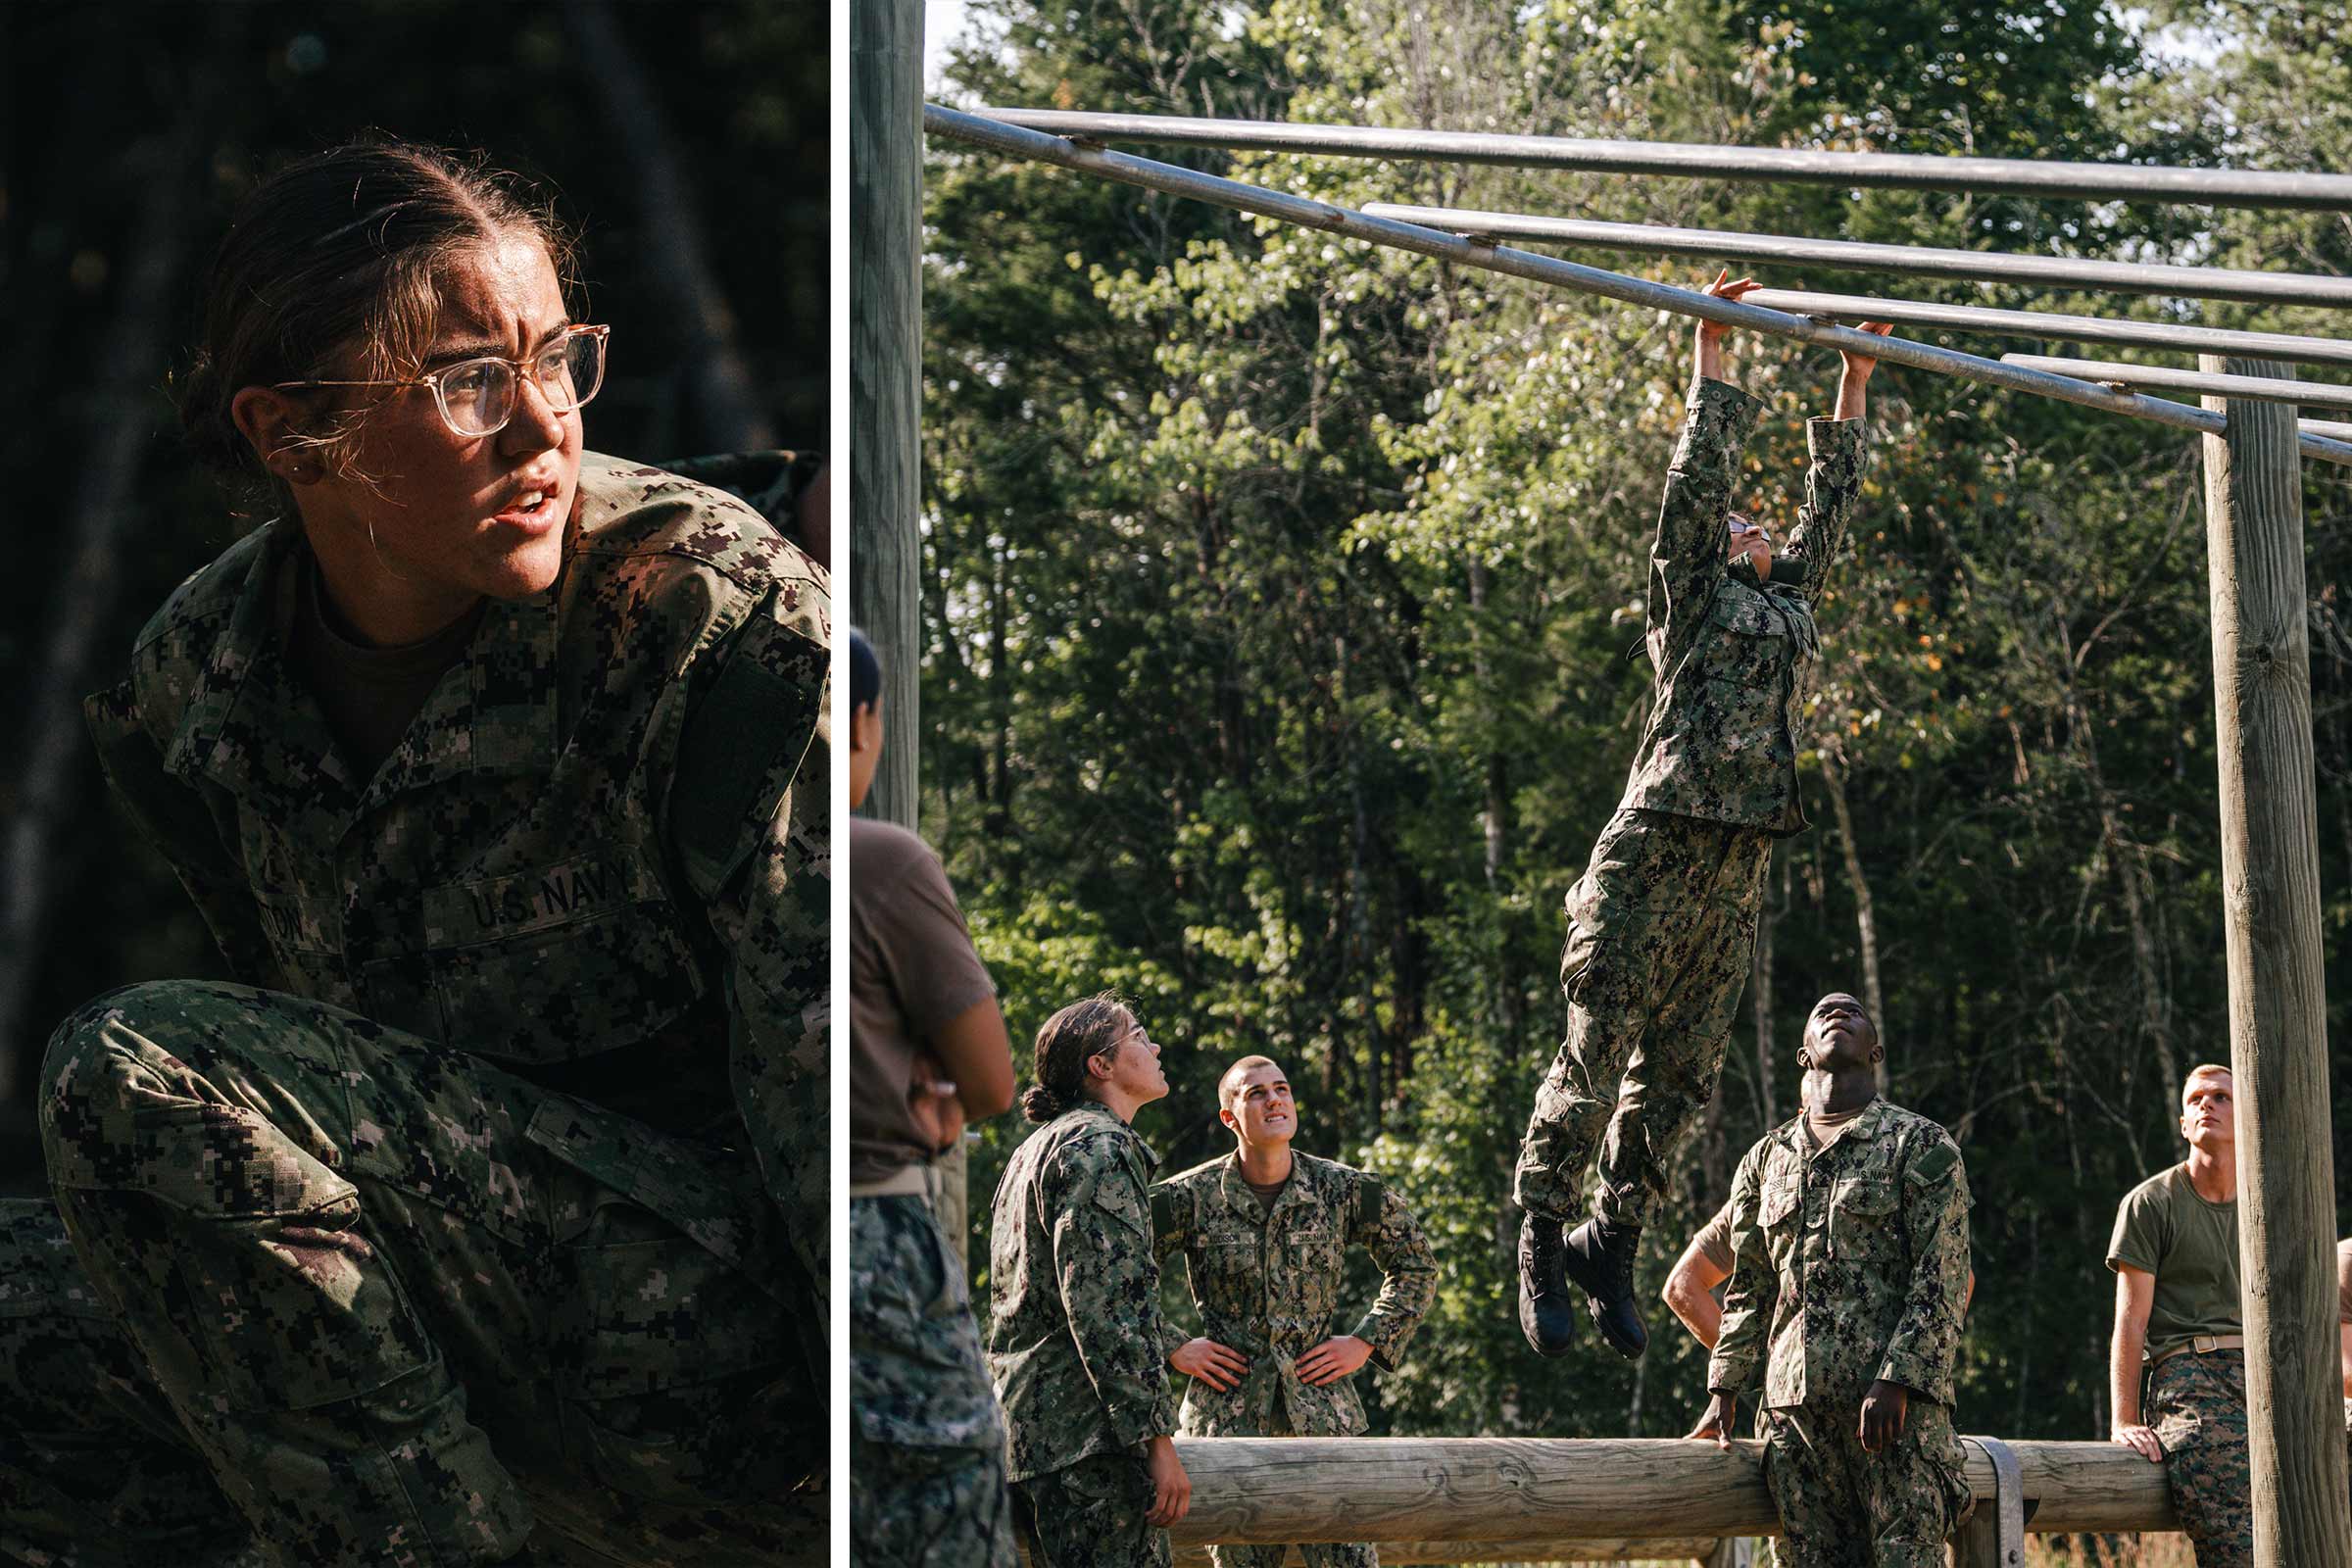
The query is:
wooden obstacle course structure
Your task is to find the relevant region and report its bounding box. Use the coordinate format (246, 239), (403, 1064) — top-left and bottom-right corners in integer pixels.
(895, 75), (2352, 1568)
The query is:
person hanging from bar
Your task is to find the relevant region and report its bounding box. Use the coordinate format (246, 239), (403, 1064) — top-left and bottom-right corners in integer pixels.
(1514, 271), (1891, 1360)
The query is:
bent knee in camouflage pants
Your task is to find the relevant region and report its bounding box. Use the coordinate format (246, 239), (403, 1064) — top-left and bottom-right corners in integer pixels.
(1515, 809), (1772, 1228)
(28, 980), (818, 1568)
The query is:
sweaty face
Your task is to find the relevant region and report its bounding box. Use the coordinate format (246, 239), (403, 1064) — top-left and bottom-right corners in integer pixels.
(1799, 992), (1878, 1073)
(298, 232), (583, 641)
(1221, 1062), (1297, 1146)
(2180, 1072), (2234, 1151)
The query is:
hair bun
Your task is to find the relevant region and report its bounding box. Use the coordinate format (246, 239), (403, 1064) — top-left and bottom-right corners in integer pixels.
(1020, 1084), (1063, 1123)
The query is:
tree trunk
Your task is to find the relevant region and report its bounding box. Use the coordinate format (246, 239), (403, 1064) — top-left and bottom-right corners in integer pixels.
(2198, 357), (2349, 1566)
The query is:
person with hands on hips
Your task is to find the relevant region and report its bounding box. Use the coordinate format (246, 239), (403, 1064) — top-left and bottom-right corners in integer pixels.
(1695, 993), (1973, 1568)
(989, 998), (1192, 1567)
(1152, 1054), (1438, 1568)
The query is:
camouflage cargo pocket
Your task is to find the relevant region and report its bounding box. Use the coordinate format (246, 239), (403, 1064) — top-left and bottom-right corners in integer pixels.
(526, 1100), (808, 1504)
(1825, 1175), (1900, 1266)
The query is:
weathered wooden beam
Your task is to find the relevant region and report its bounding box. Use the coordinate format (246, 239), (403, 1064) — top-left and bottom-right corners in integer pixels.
(1171, 1539), (1721, 1566)
(1160, 1437), (2176, 1545)
(2198, 360), (2352, 1567)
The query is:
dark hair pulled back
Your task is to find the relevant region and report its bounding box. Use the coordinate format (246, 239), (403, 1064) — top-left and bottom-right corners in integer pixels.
(179, 137), (578, 489)
(1022, 992), (1135, 1123)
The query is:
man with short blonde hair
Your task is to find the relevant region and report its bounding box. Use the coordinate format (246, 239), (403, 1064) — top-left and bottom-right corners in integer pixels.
(2108, 1063), (2252, 1566)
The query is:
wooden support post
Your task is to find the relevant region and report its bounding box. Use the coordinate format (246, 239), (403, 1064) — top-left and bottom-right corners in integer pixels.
(1948, 1438), (2026, 1568)
(2198, 356), (2350, 1567)
(853, 0), (968, 1249)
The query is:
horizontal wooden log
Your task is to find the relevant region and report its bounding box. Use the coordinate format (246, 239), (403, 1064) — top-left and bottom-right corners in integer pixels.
(1165, 1437), (2178, 1545)
(1175, 1541), (1722, 1566)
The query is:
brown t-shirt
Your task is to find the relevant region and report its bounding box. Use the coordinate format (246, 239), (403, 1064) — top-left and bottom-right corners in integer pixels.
(289, 557), (485, 780)
(850, 817), (997, 1184)
(1694, 1198), (1735, 1275)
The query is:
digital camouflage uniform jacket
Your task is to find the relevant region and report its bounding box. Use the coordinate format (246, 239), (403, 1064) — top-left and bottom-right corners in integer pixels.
(989, 1102), (1181, 1482)
(81, 451), (832, 1330)
(1709, 1099), (1971, 1412)
(1619, 377), (1866, 836)
(1152, 1152), (1438, 1438)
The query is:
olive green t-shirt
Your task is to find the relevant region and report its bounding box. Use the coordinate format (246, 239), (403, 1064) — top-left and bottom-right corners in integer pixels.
(2106, 1163), (2241, 1362)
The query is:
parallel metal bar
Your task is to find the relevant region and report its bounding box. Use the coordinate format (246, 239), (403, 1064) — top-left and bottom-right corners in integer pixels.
(927, 105), (2224, 436)
(2300, 431), (2352, 466)
(1356, 206), (2352, 310)
(2302, 418), (2352, 439)
(979, 108), (2352, 213)
(1741, 289), (2352, 371)
(2000, 356), (2352, 411)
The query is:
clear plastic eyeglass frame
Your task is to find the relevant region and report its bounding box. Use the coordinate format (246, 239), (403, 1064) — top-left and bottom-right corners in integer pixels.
(273, 323), (610, 439)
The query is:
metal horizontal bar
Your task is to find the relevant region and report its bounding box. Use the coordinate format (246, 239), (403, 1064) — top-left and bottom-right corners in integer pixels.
(2300, 431), (2352, 466)
(1999, 356), (2352, 410)
(1357, 207), (2352, 310)
(2302, 418), (2352, 439)
(927, 105), (2224, 437)
(979, 109), (2352, 214)
(1741, 289), (2352, 371)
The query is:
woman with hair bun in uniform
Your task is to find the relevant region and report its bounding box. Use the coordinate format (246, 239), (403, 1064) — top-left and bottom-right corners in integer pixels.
(2, 137), (829, 1566)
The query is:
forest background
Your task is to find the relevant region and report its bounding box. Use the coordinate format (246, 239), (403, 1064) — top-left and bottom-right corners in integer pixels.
(921, 0), (2352, 1444)
(0, 0), (829, 1196)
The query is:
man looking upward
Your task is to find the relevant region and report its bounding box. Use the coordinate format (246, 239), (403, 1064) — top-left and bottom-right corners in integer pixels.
(1153, 1056), (1438, 1568)
(1697, 993), (1973, 1567)
(2108, 1064), (2255, 1566)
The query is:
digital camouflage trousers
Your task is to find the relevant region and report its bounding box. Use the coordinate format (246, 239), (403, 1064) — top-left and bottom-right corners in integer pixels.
(2150, 1351), (2254, 1567)
(1010, 1451), (1168, 1568)
(1200, 1403), (1376, 1568)
(1515, 809), (1772, 1228)
(1761, 1399), (1970, 1568)
(18, 979), (821, 1568)
(850, 1193), (1015, 1568)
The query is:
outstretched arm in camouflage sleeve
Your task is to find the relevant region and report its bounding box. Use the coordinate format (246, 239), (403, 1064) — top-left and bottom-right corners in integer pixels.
(1776, 323), (1887, 608)
(1647, 271), (1767, 672)
(1698, 1146), (1778, 1446)
(1340, 1180), (1439, 1375)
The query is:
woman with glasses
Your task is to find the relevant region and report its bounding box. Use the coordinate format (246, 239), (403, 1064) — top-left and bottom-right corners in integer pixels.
(11, 140), (827, 1567)
(987, 996), (1192, 1567)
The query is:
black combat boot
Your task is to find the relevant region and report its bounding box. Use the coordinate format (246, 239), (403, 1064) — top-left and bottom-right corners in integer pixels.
(1517, 1212), (1579, 1357)
(1560, 1214), (1647, 1359)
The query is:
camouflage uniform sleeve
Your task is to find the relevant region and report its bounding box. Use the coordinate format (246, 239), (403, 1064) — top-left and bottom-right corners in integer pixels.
(1778, 415), (1866, 607)
(678, 575), (831, 1351)
(1149, 1178), (1195, 1363)
(1707, 1144), (1777, 1396)
(1647, 376), (1764, 669)
(1054, 1141), (1180, 1449)
(83, 677), (286, 990)
(1347, 1180), (1438, 1373)
(1876, 1130), (1971, 1405)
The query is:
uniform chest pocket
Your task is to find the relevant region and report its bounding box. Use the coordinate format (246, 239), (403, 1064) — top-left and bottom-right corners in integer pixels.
(1758, 1176), (1801, 1231)
(1705, 590), (1789, 690)
(1828, 1176), (1900, 1261)
(423, 858), (706, 1061)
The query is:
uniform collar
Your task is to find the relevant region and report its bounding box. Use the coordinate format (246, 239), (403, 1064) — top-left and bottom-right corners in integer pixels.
(1058, 1100), (1159, 1172)
(1217, 1149), (1309, 1224)
(165, 516), (562, 832)
(1776, 1096), (1893, 1156)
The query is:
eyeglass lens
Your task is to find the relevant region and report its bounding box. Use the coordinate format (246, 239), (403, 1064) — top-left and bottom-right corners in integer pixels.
(438, 331), (606, 437)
